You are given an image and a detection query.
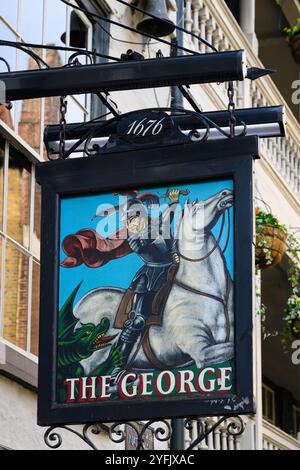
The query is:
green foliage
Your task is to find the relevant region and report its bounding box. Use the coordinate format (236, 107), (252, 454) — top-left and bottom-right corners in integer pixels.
(284, 19), (300, 42)
(284, 230), (300, 338)
(256, 210), (288, 234)
(284, 295), (300, 323)
(256, 210), (300, 341)
(255, 210), (287, 267)
(275, 0), (300, 41)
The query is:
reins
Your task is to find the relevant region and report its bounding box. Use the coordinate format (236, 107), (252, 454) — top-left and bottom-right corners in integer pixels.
(175, 208), (232, 343)
(178, 209), (230, 263)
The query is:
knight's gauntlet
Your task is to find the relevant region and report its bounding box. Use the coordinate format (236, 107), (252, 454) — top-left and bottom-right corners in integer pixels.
(168, 189), (180, 204)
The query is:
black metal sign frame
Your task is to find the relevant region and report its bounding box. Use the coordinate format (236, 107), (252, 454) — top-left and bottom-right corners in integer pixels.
(36, 136), (257, 427)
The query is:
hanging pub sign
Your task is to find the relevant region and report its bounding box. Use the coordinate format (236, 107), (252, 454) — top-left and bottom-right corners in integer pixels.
(36, 125), (257, 426)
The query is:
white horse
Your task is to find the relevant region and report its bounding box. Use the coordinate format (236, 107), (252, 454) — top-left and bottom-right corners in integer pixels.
(75, 189), (234, 375)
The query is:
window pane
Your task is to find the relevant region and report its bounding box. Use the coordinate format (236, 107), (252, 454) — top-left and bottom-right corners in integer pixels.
(0, 21), (17, 74)
(66, 97), (87, 124)
(15, 48), (42, 152)
(30, 261), (40, 356)
(0, 0), (19, 30)
(19, 0), (43, 64)
(3, 242), (29, 350)
(18, 96), (42, 153)
(7, 151), (31, 248)
(46, 0), (68, 65)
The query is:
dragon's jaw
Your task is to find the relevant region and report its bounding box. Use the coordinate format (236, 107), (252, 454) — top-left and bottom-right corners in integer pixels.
(90, 332), (118, 352)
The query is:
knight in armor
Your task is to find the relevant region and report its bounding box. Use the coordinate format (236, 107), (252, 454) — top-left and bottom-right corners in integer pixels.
(61, 188), (184, 385)
(109, 189), (181, 385)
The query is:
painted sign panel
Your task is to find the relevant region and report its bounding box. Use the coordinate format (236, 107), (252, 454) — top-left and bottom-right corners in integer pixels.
(58, 180), (234, 404)
(37, 136), (256, 425)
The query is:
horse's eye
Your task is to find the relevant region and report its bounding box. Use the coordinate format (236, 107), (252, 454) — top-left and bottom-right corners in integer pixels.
(222, 191), (228, 196)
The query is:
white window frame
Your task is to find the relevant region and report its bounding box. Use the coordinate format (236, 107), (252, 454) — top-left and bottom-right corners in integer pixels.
(262, 383), (276, 426)
(0, 121), (42, 386)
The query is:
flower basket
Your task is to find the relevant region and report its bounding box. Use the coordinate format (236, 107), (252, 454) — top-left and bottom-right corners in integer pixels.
(290, 32), (300, 65)
(256, 225), (287, 270)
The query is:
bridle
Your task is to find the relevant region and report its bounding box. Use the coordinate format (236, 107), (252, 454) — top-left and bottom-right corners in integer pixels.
(178, 209), (231, 263)
(174, 208), (232, 343)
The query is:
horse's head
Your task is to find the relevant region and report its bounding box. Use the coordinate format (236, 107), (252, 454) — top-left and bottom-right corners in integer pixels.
(180, 189), (233, 241)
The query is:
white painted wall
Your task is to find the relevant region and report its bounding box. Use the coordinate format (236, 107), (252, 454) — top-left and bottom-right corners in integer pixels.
(0, 376), (124, 451)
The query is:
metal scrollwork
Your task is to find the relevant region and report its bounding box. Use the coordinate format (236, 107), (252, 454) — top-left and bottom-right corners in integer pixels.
(146, 420), (172, 446)
(67, 51), (96, 67)
(44, 415), (245, 450)
(185, 416), (245, 451)
(226, 416), (245, 437)
(108, 422), (128, 445)
(108, 420), (172, 450)
(184, 417), (205, 436)
(44, 423), (104, 450)
(44, 106), (249, 161)
(84, 130), (102, 157)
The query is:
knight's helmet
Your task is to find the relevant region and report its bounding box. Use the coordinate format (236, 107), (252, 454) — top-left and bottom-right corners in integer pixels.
(122, 198), (149, 223)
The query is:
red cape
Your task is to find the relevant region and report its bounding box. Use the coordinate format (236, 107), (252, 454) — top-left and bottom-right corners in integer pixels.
(61, 228), (132, 269)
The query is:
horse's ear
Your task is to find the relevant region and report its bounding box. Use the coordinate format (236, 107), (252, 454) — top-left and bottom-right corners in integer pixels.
(183, 198), (192, 218)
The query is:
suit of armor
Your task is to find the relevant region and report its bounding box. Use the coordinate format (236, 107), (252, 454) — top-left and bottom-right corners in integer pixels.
(110, 193), (180, 384)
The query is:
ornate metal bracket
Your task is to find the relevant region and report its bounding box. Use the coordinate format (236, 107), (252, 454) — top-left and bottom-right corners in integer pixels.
(44, 416), (245, 451)
(185, 416), (245, 451)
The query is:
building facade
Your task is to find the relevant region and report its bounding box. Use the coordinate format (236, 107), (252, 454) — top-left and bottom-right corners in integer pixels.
(0, 0), (299, 450)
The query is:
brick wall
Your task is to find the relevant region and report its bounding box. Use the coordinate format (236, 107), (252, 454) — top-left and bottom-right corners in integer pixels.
(2, 49), (61, 354)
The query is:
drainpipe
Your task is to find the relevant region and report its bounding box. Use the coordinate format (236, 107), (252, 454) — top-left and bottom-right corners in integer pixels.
(239, 0), (258, 54)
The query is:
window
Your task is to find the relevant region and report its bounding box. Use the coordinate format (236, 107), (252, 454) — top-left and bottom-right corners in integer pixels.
(293, 405), (300, 439)
(0, 1), (110, 358)
(0, 0), (95, 158)
(0, 138), (41, 356)
(262, 383), (276, 425)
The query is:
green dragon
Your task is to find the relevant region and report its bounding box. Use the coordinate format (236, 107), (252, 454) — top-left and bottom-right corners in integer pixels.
(57, 283), (122, 401)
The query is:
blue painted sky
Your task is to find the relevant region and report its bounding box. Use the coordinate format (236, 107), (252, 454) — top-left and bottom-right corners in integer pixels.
(59, 180), (234, 308)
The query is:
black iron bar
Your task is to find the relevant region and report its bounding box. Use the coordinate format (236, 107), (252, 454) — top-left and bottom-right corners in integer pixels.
(44, 106), (285, 143)
(0, 51), (247, 102)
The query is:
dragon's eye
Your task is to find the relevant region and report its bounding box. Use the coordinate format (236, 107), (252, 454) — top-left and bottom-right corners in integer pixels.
(85, 331), (91, 336)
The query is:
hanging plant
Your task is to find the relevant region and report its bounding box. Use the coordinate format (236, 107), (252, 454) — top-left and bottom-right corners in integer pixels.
(256, 209), (300, 343)
(255, 210), (287, 270)
(284, 19), (300, 65)
(283, 294), (300, 339)
(283, 231), (300, 341)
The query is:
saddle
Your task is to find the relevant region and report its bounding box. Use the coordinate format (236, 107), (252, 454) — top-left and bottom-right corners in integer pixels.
(114, 263), (179, 330)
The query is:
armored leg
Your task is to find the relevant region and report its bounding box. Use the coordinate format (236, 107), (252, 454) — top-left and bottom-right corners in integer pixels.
(110, 293), (152, 385)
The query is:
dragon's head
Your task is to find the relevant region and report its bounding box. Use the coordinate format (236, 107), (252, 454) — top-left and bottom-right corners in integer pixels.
(58, 285), (119, 368)
(74, 317), (117, 354)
